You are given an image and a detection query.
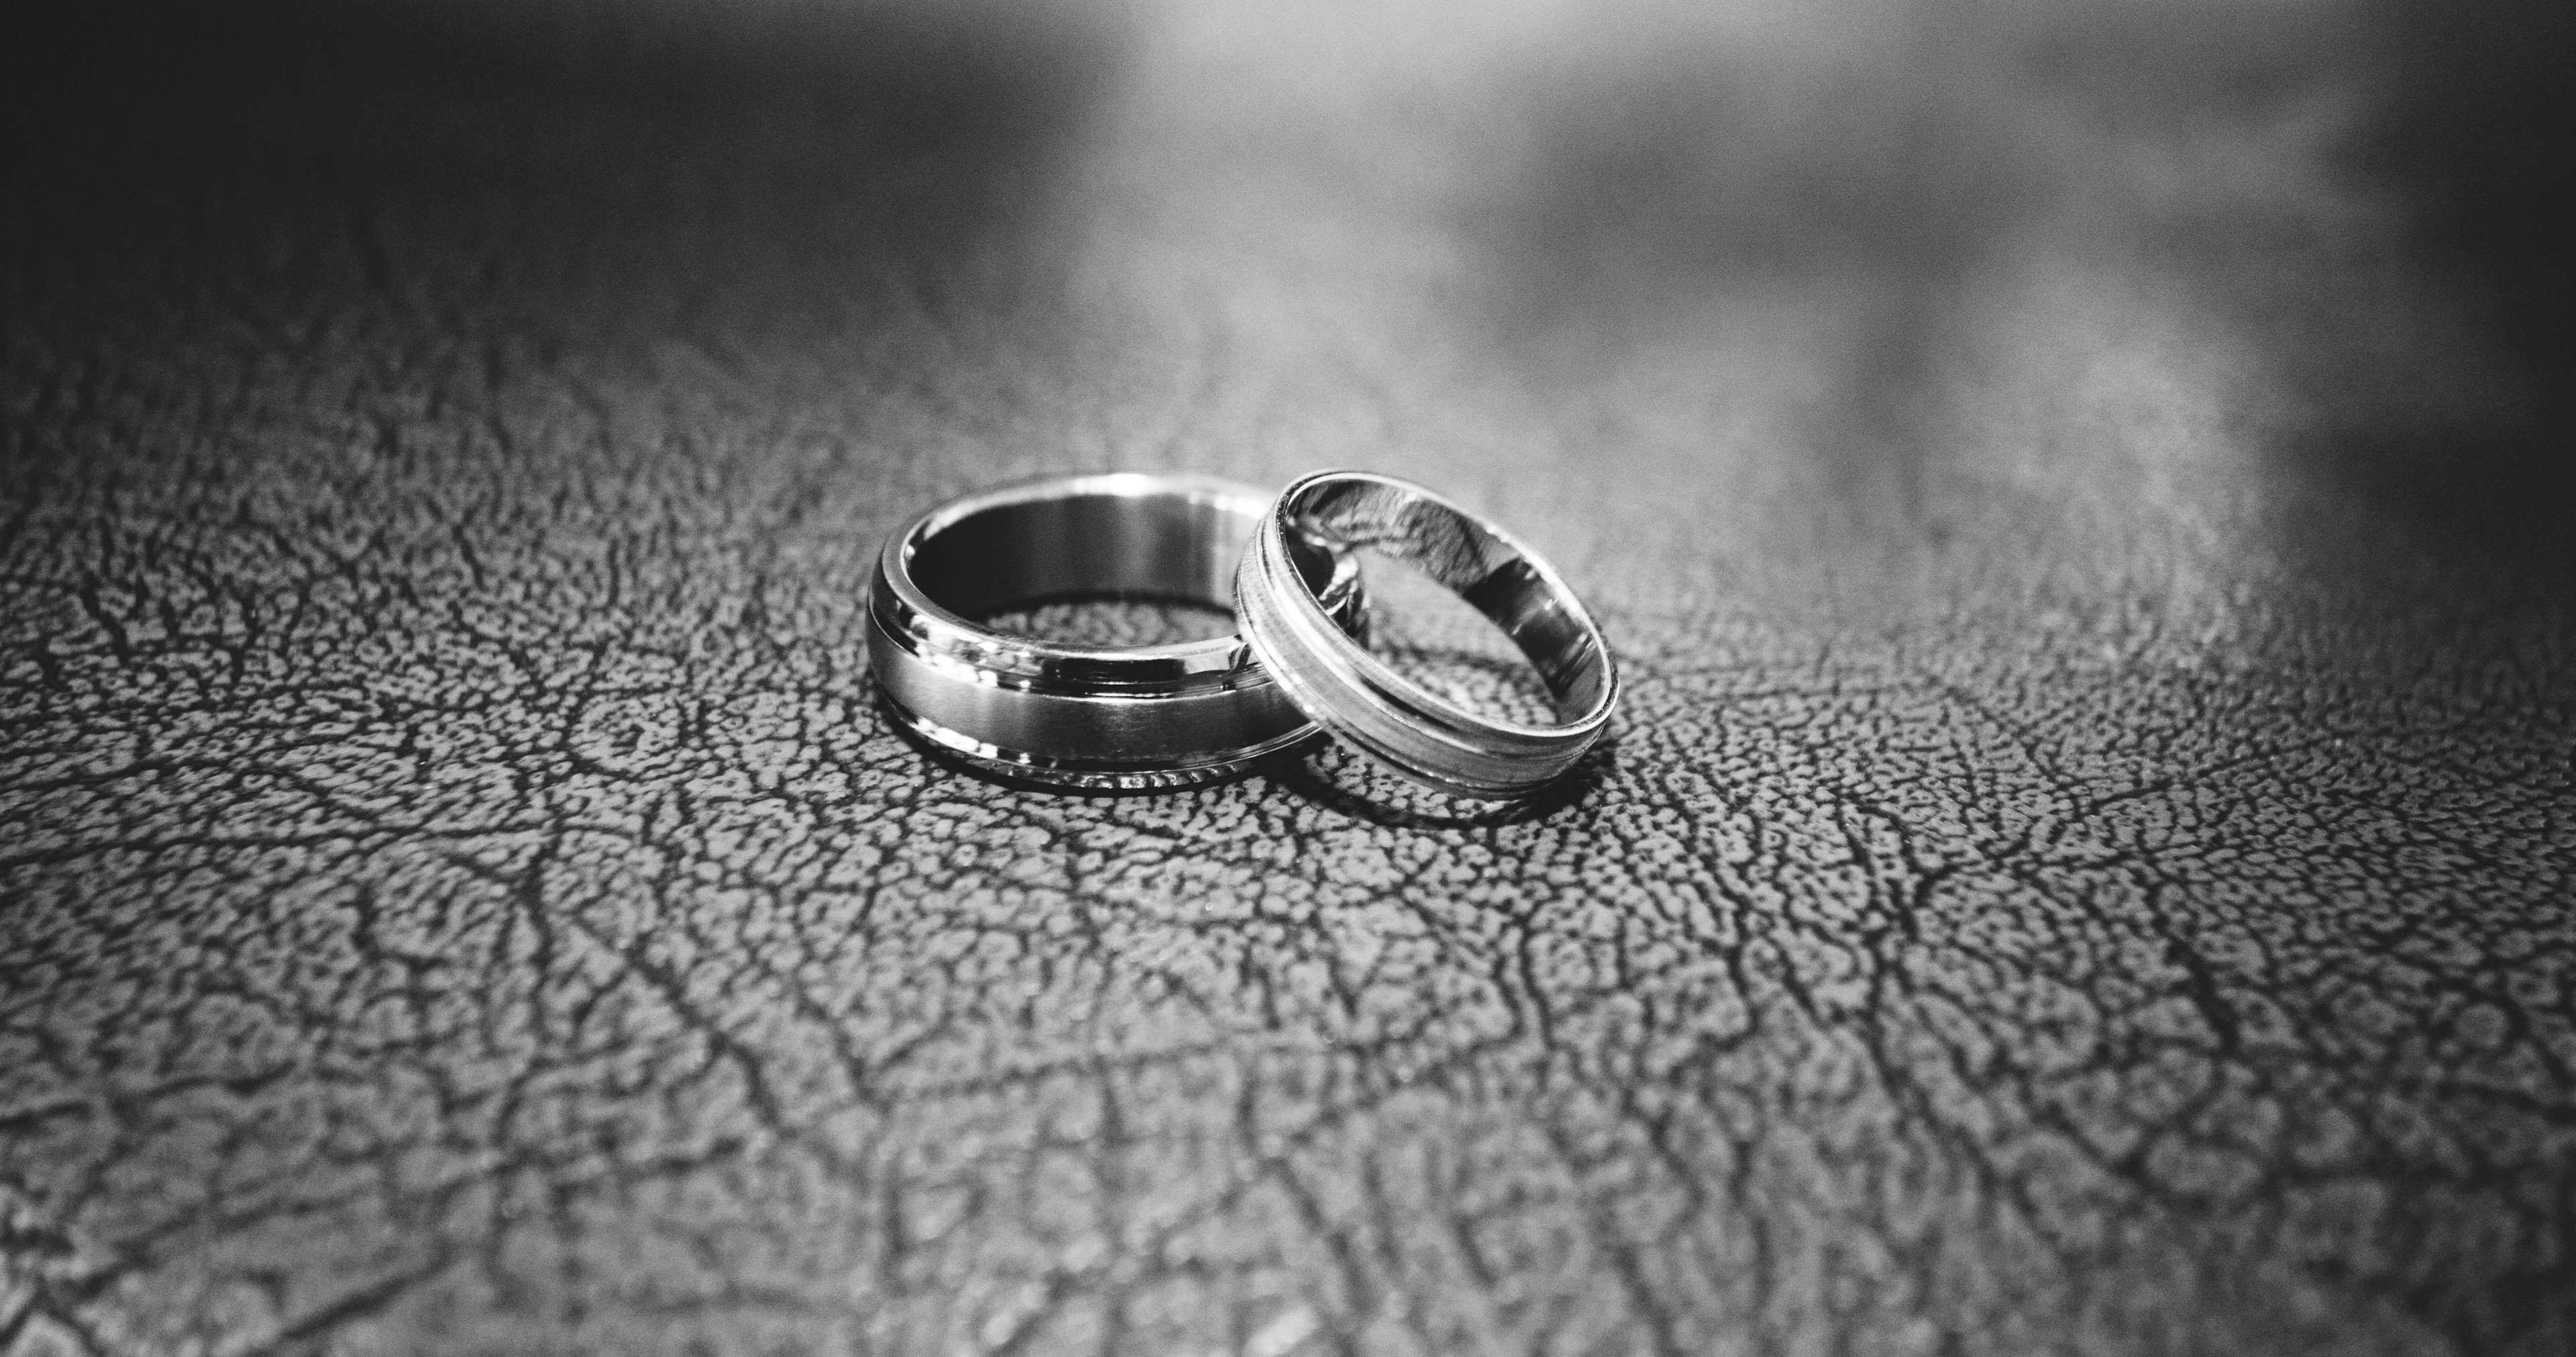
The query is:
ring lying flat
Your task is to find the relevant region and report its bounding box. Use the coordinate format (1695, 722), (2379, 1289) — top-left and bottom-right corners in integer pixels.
(867, 473), (1367, 790)
(1234, 469), (1617, 799)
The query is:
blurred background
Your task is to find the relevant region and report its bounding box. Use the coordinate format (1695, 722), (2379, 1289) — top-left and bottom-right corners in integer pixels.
(9, 0), (2570, 600)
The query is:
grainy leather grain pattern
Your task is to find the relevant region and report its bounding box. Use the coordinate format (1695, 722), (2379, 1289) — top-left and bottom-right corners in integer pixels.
(5, 2), (2573, 1354)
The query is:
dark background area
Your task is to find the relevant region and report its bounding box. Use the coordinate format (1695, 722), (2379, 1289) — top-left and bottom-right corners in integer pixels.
(5, 1), (2573, 1354)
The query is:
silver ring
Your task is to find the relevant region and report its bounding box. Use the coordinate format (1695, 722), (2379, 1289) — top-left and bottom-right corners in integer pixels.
(1234, 469), (1618, 799)
(867, 473), (1367, 790)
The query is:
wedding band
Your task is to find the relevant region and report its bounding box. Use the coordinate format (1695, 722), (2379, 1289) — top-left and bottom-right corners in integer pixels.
(867, 473), (1366, 790)
(1233, 470), (1617, 799)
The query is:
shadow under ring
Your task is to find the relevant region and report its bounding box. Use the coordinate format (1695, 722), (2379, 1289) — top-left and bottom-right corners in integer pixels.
(866, 472), (1368, 791)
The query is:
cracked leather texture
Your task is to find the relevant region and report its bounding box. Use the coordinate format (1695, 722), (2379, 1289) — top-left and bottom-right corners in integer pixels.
(5, 1), (2574, 1354)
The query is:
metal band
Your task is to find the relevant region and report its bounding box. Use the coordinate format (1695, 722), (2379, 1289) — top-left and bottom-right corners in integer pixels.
(866, 473), (1366, 790)
(1233, 470), (1617, 799)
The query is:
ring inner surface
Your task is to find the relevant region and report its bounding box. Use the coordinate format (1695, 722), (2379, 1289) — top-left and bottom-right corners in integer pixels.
(1290, 481), (1605, 718)
(910, 490), (1337, 635)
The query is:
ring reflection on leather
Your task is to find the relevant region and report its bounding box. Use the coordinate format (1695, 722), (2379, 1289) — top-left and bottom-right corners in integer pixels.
(1234, 469), (1618, 800)
(867, 473), (1368, 790)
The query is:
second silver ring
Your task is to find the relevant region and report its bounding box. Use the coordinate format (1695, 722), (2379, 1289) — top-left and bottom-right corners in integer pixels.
(1233, 469), (1618, 799)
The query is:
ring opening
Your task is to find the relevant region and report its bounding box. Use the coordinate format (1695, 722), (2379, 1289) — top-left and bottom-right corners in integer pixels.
(909, 486), (1340, 625)
(1289, 480), (1607, 718)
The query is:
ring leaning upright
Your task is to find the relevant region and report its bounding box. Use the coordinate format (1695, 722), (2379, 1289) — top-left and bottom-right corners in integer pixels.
(1232, 469), (1619, 800)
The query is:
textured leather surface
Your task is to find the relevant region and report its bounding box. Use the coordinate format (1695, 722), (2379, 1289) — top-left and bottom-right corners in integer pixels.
(5, 1), (2573, 1354)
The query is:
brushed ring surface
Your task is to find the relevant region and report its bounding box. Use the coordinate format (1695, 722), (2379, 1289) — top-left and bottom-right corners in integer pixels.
(867, 473), (1366, 790)
(1234, 469), (1618, 799)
